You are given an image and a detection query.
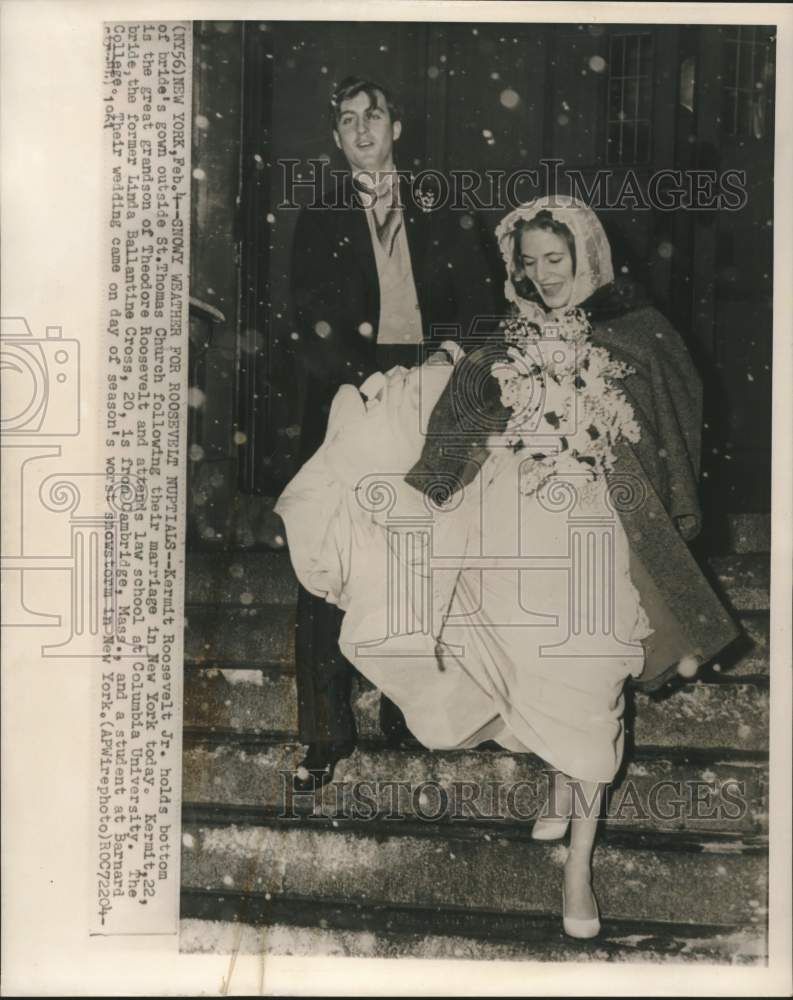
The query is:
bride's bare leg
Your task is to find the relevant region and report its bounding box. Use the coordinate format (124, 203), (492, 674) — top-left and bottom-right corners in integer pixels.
(563, 778), (604, 924)
(545, 768), (572, 817)
(531, 768), (573, 839)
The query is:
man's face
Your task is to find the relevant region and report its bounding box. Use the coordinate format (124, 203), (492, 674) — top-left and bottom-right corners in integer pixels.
(333, 89), (401, 176)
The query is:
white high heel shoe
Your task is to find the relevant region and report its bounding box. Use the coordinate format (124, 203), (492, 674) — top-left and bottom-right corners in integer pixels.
(562, 884), (601, 939)
(530, 815), (571, 841)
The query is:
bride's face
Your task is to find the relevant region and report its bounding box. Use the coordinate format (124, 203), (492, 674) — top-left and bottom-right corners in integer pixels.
(518, 228), (574, 309)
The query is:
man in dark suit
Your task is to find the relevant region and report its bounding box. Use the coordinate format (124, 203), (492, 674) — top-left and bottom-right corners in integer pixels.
(289, 76), (498, 788)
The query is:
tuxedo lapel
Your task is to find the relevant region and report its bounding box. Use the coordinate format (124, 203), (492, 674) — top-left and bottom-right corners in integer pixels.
(400, 175), (430, 295)
(345, 190), (378, 297)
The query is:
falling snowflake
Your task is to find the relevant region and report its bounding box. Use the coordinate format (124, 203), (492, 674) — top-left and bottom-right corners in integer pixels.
(589, 55), (607, 73)
(499, 89), (520, 109)
(188, 444), (205, 462)
(233, 431), (247, 446)
(358, 321), (374, 338)
(192, 167), (207, 181)
(187, 387), (206, 409)
(314, 320), (332, 339)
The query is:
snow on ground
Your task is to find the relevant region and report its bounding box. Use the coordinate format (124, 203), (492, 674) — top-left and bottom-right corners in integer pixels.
(178, 919), (767, 964)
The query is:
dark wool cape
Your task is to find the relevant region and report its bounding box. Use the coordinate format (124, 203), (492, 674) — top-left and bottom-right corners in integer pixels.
(589, 303), (739, 690)
(406, 296), (740, 692)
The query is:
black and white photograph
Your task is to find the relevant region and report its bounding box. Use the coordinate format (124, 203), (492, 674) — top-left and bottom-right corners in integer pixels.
(1, 3), (791, 996)
(180, 15), (776, 966)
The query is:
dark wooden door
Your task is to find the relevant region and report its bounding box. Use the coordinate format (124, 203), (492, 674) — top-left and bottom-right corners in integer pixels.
(687, 26), (775, 518)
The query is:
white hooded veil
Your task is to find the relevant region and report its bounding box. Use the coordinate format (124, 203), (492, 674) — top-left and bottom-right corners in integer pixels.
(495, 196), (615, 315)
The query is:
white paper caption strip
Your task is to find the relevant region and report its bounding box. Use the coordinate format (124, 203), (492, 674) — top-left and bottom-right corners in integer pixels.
(93, 21), (191, 935)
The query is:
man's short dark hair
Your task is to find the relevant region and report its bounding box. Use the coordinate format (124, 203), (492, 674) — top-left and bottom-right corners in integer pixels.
(330, 76), (402, 129)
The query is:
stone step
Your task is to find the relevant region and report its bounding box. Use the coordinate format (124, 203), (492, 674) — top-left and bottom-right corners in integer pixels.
(184, 604), (769, 678)
(187, 507), (769, 555)
(184, 606), (295, 667)
(185, 550), (769, 612)
(712, 611), (769, 678)
(183, 667), (769, 753)
(706, 554), (771, 613)
(182, 741), (767, 836)
(627, 680), (769, 751)
(724, 513), (770, 555)
(186, 550), (297, 606)
(179, 908), (766, 964)
(180, 816), (767, 929)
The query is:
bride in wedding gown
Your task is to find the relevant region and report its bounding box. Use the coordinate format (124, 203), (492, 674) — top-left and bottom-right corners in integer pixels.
(275, 197), (735, 938)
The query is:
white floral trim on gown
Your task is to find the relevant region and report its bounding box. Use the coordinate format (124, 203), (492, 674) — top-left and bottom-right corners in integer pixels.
(276, 354), (651, 783)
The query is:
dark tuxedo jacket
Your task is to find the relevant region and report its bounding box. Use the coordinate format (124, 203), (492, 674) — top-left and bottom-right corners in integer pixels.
(290, 173), (501, 459)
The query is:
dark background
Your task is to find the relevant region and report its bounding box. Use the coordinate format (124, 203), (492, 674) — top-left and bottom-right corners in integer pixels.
(187, 20), (775, 547)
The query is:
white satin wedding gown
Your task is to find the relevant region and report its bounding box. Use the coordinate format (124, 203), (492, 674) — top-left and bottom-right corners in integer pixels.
(276, 352), (649, 783)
